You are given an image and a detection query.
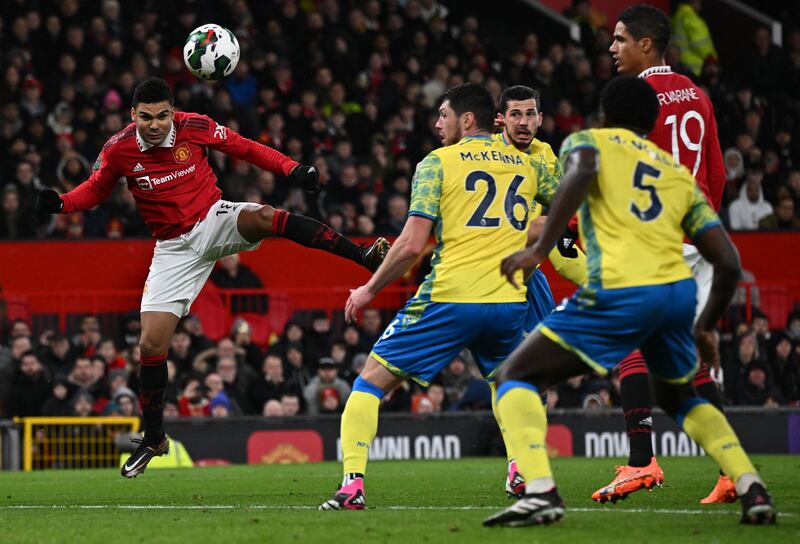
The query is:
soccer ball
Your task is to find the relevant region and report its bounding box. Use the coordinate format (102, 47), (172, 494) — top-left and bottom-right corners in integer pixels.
(183, 24), (240, 80)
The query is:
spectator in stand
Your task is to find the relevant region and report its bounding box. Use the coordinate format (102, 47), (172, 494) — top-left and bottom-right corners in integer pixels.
(282, 343), (312, 394)
(273, 320), (306, 359)
(105, 386), (138, 416)
(742, 26), (788, 102)
(0, 184), (38, 240)
(230, 318), (264, 372)
(303, 357), (351, 416)
(178, 374), (209, 417)
(724, 332), (765, 404)
(280, 393), (302, 416)
(671, 0), (718, 77)
(248, 353), (294, 414)
(70, 314), (102, 359)
(758, 197), (800, 230)
(216, 354), (251, 414)
(6, 351), (50, 417)
(209, 391), (235, 418)
(358, 308), (383, 350)
(34, 331), (71, 374)
(306, 311), (332, 363)
(168, 329), (195, 375)
(210, 254), (267, 314)
(440, 355), (472, 405)
(42, 376), (74, 416)
(193, 337), (243, 375)
(72, 390), (95, 417)
(377, 194), (408, 235)
(769, 334), (800, 405)
(97, 338), (127, 371)
(262, 399), (284, 417)
(412, 382), (447, 414)
(727, 172), (774, 230)
(786, 311), (800, 344)
(735, 364), (773, 406)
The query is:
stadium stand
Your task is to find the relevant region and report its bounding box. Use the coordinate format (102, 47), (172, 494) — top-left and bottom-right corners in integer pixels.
(0, 0), (799, 426)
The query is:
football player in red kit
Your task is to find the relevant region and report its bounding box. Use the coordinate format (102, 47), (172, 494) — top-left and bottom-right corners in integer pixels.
(592, 5), (733, 504)
(36, 77), (389, 478)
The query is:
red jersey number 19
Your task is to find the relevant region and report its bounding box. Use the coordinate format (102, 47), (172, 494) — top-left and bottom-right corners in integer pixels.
(664, 110), (705, 177)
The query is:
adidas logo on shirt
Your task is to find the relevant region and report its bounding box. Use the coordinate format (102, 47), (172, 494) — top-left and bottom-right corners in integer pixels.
(133, 163), (145, 172)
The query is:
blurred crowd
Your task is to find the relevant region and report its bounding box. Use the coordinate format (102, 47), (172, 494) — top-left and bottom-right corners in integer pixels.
(0, 0), (799, 240)
(1, 297), (799, 420)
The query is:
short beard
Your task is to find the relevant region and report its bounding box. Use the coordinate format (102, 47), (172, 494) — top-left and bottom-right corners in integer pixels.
(507, 131), (532, 152)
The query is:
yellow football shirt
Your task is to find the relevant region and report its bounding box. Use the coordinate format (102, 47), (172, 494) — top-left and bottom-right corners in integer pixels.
(409, 134), (558, 302)
(559, 128), (721, 289)
(494, 132), (587, 285)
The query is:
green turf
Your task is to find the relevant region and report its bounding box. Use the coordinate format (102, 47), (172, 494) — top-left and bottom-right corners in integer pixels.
(0, 455), (796, 543)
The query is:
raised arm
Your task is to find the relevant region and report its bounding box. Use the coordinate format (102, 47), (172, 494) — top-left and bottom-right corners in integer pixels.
(198, 115), (319, 191)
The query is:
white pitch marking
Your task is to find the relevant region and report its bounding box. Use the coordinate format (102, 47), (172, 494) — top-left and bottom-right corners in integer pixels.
(0, 505), (792, 517)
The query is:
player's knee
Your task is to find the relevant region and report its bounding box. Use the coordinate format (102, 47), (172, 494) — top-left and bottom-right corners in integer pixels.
(256, 205), (275, 229)
(139, 336), (166, 358)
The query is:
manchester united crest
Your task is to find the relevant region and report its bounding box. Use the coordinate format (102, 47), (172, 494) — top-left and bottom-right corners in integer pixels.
(173, 143), (192, 163)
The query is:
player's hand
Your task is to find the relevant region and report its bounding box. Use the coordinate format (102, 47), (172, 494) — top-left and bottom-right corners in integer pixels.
(694, 327), (720, 368)
(501, 247), (544, 289)
(345, 284), (376, 323)
(555, 228), (579, 259)
(36, 189), (63, 214)
(289, 164), (320, 192)
(494, 113), (506, 132)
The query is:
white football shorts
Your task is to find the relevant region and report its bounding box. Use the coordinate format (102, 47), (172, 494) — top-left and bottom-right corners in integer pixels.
(683, 243), (713, 325)
(141, 200), (261, 317)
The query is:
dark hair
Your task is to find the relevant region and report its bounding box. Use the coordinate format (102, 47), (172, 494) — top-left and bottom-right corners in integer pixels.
(132, 77), (174, 107)
(438, 83), (495, 131)
(618, 5), (671, 56)
(499, 85), (541, 114)
(600, 76), (659, 134)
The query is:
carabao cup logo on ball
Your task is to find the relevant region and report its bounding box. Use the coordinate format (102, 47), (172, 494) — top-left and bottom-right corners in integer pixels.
(183, 24), (240, 80)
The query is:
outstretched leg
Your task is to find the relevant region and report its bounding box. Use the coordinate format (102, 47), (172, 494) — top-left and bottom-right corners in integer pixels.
(238, 205), (388, 272)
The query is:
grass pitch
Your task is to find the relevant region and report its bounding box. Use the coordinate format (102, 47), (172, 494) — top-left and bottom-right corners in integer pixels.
(0, 455), (797, 543)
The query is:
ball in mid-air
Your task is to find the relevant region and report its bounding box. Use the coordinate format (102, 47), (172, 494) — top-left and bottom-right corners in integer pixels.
(183, 24), (240, 80)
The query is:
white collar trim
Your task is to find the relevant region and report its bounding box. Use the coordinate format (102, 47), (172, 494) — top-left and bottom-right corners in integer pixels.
(136, 122), (176, 152)
(639, 65), (673, 78)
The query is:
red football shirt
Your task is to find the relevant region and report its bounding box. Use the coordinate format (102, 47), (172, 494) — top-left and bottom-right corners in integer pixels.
(641, 66), (725, 211)
(61, 111), (298, 240)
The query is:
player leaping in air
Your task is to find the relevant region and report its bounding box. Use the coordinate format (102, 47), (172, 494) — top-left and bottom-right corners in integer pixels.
(483, 76), (775, 528)
(319, 83), (558, 510)
(592, 4), (732, 504)
(36, 77), (389, 479)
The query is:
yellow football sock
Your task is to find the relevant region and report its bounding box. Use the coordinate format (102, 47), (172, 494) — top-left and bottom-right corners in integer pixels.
(497, 384), (552, 482)
(681, 402), (757, 483)
(341, 391), (380, 476)
(490, 381), (516, 463)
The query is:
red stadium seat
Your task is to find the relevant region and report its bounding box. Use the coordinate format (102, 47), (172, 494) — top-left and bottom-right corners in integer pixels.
(191, 283), (231, 341)
(235, 312), (273, 350)
(4, 295), (31, 323)
(757, 286), (794, 329)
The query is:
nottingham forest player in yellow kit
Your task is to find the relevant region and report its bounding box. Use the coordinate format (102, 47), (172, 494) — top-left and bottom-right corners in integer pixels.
(484, 76), (775, 527)
(319, 83), (558, 510)
(492, 85), (586, 498)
